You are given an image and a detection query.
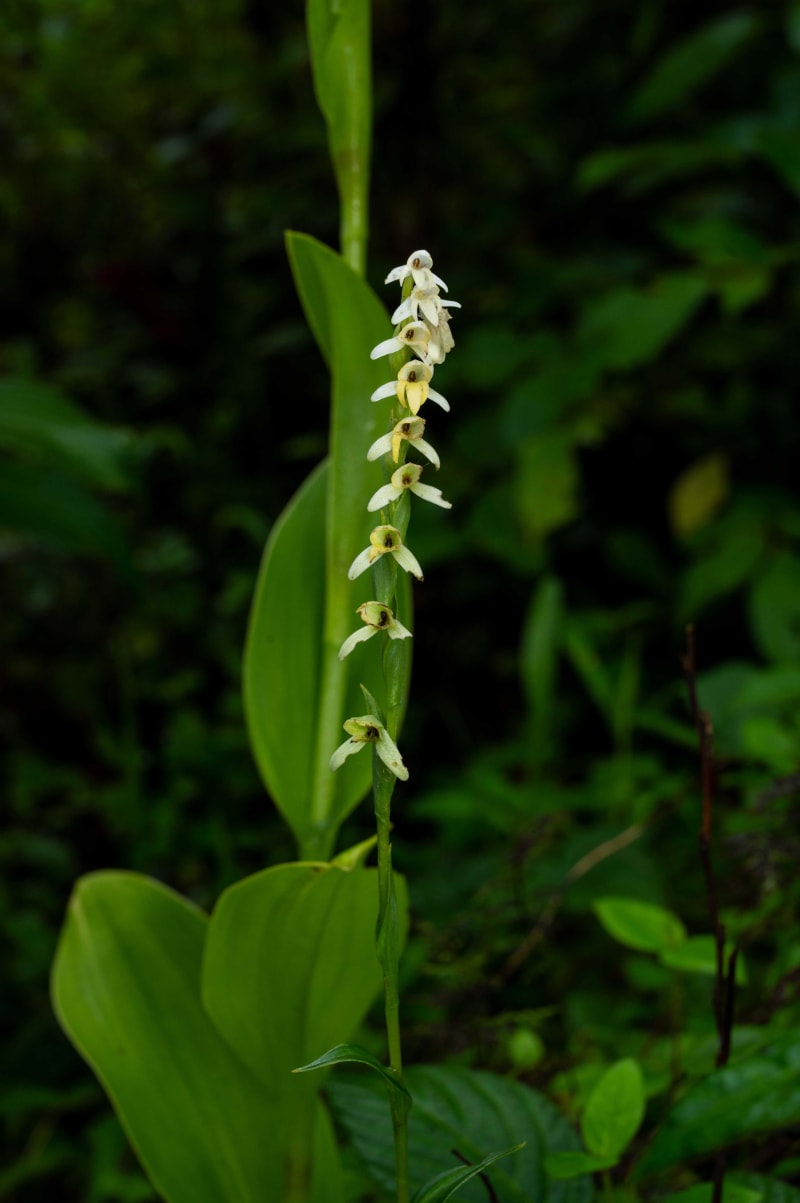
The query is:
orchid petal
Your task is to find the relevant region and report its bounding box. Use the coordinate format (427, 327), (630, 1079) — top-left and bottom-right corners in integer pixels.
(376, 729), (409, 781)
(410, 482), (452, 509)
(347, 547), (374, 580)
(329, 737), (365, 772)
(426, 387), (450, 412)
(367, 433), (393, 461)
(367, 483), (401, 512)
(370, 381), (397, 402)
(412, 437), (440, 468)
(337, 626), (378, 661)
(387, 617), (413, 640)
(392, 544), (424, 581)
(370, 336), (405, 360)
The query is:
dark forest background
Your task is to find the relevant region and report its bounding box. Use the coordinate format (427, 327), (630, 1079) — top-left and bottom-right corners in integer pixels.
(3, 1), (800, 1198)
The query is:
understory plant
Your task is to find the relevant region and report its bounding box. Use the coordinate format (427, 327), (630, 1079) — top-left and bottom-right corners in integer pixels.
(49, 2), (800, 1203)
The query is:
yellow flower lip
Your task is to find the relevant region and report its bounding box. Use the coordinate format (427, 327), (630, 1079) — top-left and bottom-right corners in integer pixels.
(397, 361), (431, 414)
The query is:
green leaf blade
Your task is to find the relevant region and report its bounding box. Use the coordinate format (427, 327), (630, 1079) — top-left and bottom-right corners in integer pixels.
(294, 1042), (411, 1104)
(581, 1059), (645, 1160)
(51, 873), (281, 1203)
(593, 897), (686, 954)
(330, 1065), (591, 1203)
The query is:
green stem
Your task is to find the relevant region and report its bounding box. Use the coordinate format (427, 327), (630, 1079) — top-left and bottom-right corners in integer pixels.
(340, 172), (367, 278)
(374, 755), (411, 1203)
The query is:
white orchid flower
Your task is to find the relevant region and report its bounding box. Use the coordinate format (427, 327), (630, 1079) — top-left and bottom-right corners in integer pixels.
(338, 601), (413, 660)
(347, 525), (424, 582)
(424, 308), (455, 364)
(391, 290), (461, 329)
(367, 463), (452, 513)
(370, 321), (430, 362)
(384, 249), (448, 293)
(367, 415), (439, 467)
(370, 361), (450, 415)
(329, 715), (409, 781)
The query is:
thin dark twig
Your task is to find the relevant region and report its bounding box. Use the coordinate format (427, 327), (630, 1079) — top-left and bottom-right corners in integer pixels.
(451, 1149), (500, 1203)
(681, 626), (739, 1203)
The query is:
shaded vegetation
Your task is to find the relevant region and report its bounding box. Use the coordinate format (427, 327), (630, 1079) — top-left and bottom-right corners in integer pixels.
(2, 0), (800, 1198)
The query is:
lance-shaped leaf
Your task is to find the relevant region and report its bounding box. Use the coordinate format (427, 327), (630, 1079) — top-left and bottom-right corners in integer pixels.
(244, 235), (411, 857)
(306, 0), (371, 272)
(294, 1042), (411, 1105)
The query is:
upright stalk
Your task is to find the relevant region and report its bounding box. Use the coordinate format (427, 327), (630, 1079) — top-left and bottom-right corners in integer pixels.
(374, 756), (411, 1203)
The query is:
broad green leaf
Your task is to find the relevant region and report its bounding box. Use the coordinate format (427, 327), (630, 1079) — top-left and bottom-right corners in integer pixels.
(668, 454), (729, 537)
(411, 1145), (526, 1203)
(244, 234), (411, 857)
(520, 576), (563, 765)
(294, 1042), (412, 1105)
(329, 1065), (591, 1203)
(666, 1184), (762, 1203)
(305, 0), (371, 272)
(659, 935), (748, 985)
(51, 872), (282, 1203)
(593, 897), (686, 954)
(636, 1033), (800, 1175)
(0, 376), (132, 490)
(545, 1152), (617, 1180)
(202, 859), (406, 1097)
(0, 461), (132, 576)
(578, 273), (709, 371)
(203, 861), (399, 1194)
(625, 13), (759, 125)
(581, 1059), (645, 1159)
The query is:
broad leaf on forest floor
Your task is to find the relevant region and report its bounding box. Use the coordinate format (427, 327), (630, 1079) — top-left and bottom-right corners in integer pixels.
(593, 897), (686, 954)
(51, 872), (284, 1203)
(329, 1064), (591, 1203)
(581, 1059), (645, 1160)
(636, 1033), (800, 1175)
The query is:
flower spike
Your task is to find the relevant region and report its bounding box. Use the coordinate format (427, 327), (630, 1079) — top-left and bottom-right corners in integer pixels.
(329, 715), (409, 781)
(338, 601), (412, 660)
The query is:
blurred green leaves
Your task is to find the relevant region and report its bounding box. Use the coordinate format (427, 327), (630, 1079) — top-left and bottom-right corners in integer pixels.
(625, 12), (760, 126)
(0, 376), (134, 572)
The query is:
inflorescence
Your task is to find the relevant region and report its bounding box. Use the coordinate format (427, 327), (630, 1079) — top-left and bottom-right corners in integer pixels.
(329, 250), (460, 782)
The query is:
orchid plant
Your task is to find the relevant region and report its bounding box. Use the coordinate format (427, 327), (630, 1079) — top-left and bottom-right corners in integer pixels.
(45, 3), (638, 1202)
(49, 1), (527, 1197)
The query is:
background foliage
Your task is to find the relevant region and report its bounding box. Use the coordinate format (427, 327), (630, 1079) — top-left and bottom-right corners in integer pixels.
(2, 0), (800, 1198)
